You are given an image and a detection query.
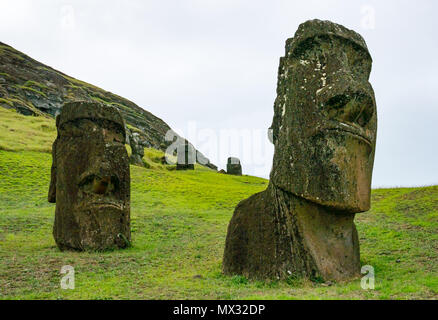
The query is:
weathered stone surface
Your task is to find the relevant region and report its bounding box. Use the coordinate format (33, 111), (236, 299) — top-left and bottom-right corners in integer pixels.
(48, 101), (131, 251)
(227, 157), (242, 176)
(176, 139), (195, 170)
(223, 20), (377, 282)
(128, 131), (149, 166)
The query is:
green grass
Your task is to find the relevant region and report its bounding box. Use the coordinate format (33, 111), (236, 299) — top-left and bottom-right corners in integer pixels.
(0, 109), (437, 300)
(0, 45), (25, 61)
(23, 80), (48, 91)
(90, 96), (110, 105)
(18, 85), (47, 98)
(63, 75), (102, 92)
(0, 108), (55, 153)
(0, 98), (14, 107)
(0, 96), (46, 117)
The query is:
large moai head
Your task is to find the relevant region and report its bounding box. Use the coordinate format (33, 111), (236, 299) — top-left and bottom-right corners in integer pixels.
(48, 101), (131, 251)
(270, 20), (377, 213)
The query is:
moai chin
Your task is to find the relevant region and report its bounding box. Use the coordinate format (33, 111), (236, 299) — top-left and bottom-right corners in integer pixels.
(223, 20), (377, 282)
(227, 157), (242, 176)
(48, 101), (131, 251)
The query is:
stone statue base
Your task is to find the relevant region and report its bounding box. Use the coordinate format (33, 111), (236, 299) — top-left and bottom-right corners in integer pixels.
(176, 164), (195, 170)
(223, 183), (361, 282)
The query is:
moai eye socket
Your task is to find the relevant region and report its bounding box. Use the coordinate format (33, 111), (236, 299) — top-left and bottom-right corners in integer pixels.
(78, 174), (120, 195)
(100, 120), (125, 143)
(324, 92), (374, 128)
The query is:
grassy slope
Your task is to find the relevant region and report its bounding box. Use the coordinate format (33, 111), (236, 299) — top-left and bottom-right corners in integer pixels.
(0, 108), (437, 300)
(1, 41), (217, 169)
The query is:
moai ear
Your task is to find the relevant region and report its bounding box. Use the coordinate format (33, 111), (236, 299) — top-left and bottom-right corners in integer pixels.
(48, 139), (57, 203)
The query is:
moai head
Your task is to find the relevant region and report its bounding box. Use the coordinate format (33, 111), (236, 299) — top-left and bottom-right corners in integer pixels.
(270, 20), (377, 213)
(227, 157), (242, 176)
(48, 101), (131, 251)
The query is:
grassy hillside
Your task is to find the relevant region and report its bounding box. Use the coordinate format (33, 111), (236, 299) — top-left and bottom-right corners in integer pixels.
(0, 41), (215, 169)
(0, 108), (437, 299)
(0, 41), (170, 149)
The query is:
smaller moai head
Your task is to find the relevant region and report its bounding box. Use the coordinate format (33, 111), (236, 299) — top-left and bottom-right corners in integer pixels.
(270, 20), (377, 213)
(49, 101), (130, 251)
(227, 157), (242, 176)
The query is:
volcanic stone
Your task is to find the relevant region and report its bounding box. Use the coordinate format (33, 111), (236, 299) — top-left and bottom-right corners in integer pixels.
(227, 157), (242, 176)
(129, 132), (146, 166)
(223, 20), (377, 282)
(48, 101), (131, 251)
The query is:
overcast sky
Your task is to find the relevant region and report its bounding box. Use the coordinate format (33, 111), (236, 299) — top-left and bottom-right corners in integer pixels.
(1, 0), (437, 187)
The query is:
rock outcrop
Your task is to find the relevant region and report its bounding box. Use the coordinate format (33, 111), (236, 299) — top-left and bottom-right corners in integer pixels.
(127, 129), (150, 166)
(223, 20), (377, 282)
